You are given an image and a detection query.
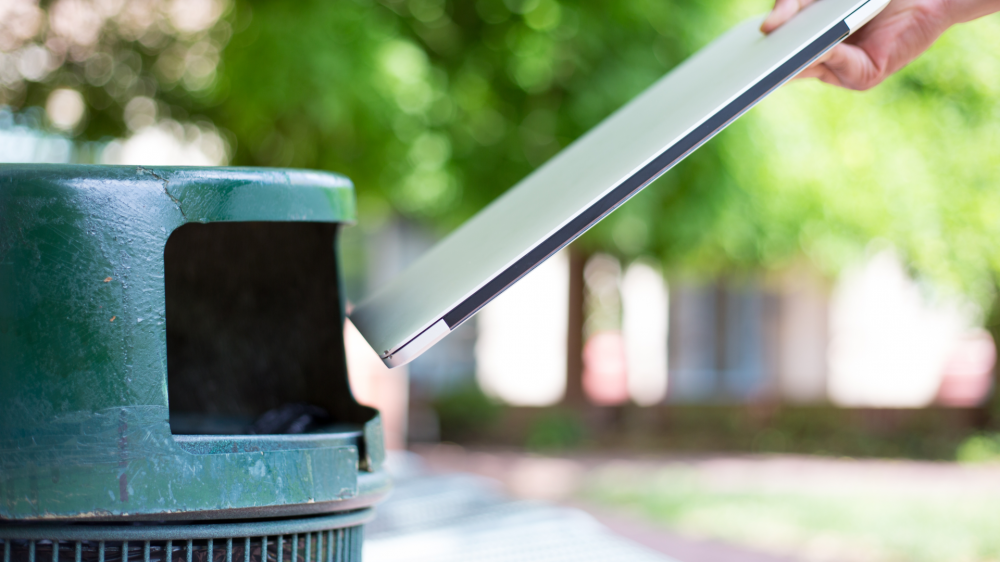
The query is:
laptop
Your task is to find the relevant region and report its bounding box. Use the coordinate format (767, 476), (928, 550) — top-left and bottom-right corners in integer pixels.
(350, 0), (889, 368)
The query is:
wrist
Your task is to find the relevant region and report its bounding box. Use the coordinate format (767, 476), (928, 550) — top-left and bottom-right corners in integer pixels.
(941, 0), (1000, 24)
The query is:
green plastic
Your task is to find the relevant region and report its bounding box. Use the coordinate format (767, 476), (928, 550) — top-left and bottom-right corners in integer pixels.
(0, 165), (388, 521)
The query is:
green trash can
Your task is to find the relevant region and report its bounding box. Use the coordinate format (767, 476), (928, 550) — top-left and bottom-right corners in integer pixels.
(0, 165), (389, 562)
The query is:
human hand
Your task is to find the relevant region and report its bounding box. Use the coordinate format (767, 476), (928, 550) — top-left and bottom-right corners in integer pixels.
(760, 0), (1000, 90)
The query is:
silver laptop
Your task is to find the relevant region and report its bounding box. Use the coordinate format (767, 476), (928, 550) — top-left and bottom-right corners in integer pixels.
(350, 0), (889, 368)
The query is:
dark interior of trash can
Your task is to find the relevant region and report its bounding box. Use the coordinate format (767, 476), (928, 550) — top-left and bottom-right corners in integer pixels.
(164, 221), (367, 435)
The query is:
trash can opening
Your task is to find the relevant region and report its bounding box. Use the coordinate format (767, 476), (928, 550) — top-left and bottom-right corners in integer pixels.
(164, 221), (363, 436)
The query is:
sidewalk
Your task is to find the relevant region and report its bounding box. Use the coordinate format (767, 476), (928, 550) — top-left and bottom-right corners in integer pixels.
(364, 453), (676, 562)
(365, 450), (801, 562)
(409, 445), (1000, 562)
(406, 446), (805, 562)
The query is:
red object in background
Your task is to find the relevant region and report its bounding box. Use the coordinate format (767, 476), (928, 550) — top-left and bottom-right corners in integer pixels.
(583, 331), (630, 406)
(936, 329), (996, 407)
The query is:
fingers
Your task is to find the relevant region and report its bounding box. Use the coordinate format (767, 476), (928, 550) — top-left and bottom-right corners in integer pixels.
(791, 44), (883, 90)
(790, 47), (840, 84)
(760, 0), (816, 33)
(818, 43), (882, 90)
(797, 64), (845, 87)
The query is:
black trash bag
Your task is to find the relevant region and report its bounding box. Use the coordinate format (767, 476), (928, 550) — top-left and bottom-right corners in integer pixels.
(249, 403), (333, 434)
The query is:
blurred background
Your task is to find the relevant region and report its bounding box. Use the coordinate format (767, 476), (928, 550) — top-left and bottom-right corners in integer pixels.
(5, 0), (1000, 559)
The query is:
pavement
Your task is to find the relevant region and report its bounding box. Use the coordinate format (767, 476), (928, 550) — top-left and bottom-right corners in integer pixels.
(408, 446), (805, 561)
(364, 454), (676, 562)
(379, 445), (1000, 562)
(364, 449), (803, 562)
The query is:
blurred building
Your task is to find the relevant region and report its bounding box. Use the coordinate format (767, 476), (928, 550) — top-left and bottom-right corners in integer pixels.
(476, 250), (569, 406)
(668, 281), (769, 402)
(621, 261), (669, 406)
(669, 250), (993, 407)
(827, 249), (993, 407)
(347, 218), (995, 412)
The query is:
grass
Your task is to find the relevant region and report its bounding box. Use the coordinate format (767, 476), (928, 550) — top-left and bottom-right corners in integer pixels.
(583, 463), (1000, 562)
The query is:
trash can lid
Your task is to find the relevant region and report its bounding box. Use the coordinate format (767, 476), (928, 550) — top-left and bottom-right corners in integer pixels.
(0, 164), (356, 224)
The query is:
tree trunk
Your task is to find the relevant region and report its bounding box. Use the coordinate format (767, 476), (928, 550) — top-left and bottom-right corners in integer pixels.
(564, 243), (588, 406)
(980, 288), (1000, 429)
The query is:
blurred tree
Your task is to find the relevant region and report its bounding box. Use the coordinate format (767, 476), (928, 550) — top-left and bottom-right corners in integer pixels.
(210, 0), (762, 234)
(207, 0), (1000, 307)
(1, 0), (232, 144)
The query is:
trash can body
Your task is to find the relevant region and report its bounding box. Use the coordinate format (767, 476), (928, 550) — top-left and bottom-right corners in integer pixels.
(0, 165), (387, 561)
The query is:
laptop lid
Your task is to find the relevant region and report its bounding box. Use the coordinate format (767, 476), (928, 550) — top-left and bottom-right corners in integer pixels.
(350, 0), (889, 368)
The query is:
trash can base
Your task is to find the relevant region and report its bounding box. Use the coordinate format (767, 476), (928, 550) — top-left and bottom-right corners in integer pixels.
(0, 510), (372, 562)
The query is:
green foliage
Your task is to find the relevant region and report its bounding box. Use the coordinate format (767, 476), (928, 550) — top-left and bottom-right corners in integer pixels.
(524, 409), (586, 451)
(723, 16), (1000, 306)
(957, 433), (1000, 463)
(433, 405), (978, 459)
(431, 381), (504, 440)
(212, 0), (761, 235)
(4, 0), (233, 140)
(584, 464), (1000, 562)
(211, 1), (1000, 311)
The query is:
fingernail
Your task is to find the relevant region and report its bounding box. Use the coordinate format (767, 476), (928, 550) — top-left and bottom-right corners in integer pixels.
(760, 14), (776, 32)
(760, 10), (782, 33)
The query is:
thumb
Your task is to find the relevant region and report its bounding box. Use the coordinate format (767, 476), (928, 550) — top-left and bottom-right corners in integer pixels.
(820, 42), (882, 90)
